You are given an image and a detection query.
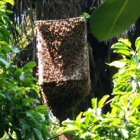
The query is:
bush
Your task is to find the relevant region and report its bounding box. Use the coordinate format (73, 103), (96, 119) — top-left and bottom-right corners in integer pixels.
(61, 37), (140, 140)
(0, 0), (51, 139)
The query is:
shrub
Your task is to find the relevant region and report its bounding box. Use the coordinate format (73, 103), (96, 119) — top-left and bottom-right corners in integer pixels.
(0, 0), (51, 139)
(61, 37), (140, 140)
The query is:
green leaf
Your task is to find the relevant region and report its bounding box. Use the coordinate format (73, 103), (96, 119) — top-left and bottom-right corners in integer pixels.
(62, 120), (78, 126)
(131, 97), (140, 109)
(98, 95), (109, 108)
(0, 93), (6, 98)
(36, 105), (48, 110)
(0, 27), (10, 40)
(76, 112), (82, 125)
(19, 72), (25, 81)
(120, 128), (129, 139)
(111, 104), (123, 112)
(106, 61), (126, 68)
(14, 68), (22, 79)
(23, 77), (34, 86)
(132, 55), (139, 65)
(0, 56), (10, 67)
(135, 37), (140, 52)
(90, 0), (140, 41)
(33, 127), (42, 140)
(10, 45), (20, 53)
(129, 116), (138, 124)
(62, 127), (80, 134)
(0, 41), (8, 46)
(62, 120), (82, 133)
(23, 61), (36, 69)
(111, 43), (129, 50)
(118, 38), (131, 47)
(113, 49), (131, 57)
(120, 59), (134, 65)
(20, 121), (30, 138)
(22, 98), (40, 106)
(84, 112), (91, 127)
(26, 110), (42, 129)
(113, 91), (127, 95)
(91, 98), (97, 109)
(41, 124), (50, 139)
(5, 0), (14, 5)
(80, 12), (90, 20)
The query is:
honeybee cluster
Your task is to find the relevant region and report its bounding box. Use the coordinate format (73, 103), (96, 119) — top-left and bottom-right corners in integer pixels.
(36, 17), (90, 120)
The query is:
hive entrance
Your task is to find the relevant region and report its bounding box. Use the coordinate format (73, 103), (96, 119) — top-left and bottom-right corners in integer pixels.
(36, 17), (90, 120)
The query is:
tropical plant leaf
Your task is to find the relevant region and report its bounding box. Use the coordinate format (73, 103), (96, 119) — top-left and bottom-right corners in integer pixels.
(20, 121), (30, 138)
(76, 112), (83, 125)
(23, 61), (36, 69)
(5, 0), (14, 5)
(0, 56), (10, 67)
(36, 105), (48, 110)
(22, 98), (40, 106)
(98, 95), (109, 108)
(90, 0), (140, 41)
(14, 68), (22, 79)
(22, 77), (34, 86)
(119, 128), (129, 139)
(91, 98), (97, 109)
(118, 38), (131, 47)
(80, 12), (90, 20)
(0, 26), (10, 39)
(113, 49), (131, 57)
(111, 43), (129, 50)
(10, 45), (20, 53)
(131, 97), (140, 109)
(26, 110), (42, 129)
(41, 124), (50, 139)
(135, 37), (140, 52)
(111, 104), (123, 112)
(62, 120), (81, 134)
(33, 127), (42, 140)
(19, 72), (25, 81)
(84, 113), (90, 127)
(62, 120), (78, 126)
(62, 127), (80, 134)
(106, 61), (126, 68)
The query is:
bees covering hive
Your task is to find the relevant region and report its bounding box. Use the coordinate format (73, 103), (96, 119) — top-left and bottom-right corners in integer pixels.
(36, 17), (90, 120)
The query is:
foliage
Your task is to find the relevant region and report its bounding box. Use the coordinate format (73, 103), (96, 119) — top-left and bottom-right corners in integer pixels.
(0, 0), (51, 139)
(15, 14), (35, 49)
(60, 37), (140, 140)
(90, 0), (140, 41)
(1, 0), (140, 139)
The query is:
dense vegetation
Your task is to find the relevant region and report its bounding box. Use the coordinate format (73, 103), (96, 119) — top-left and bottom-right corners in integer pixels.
(61, 37), (140, 139)
(0, 0), (140, 139)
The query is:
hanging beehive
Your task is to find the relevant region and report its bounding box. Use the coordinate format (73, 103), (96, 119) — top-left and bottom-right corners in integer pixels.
(36, 17), (90, 121)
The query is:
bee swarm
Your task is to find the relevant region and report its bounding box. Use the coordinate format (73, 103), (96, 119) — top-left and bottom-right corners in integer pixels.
(36, 17), (90, 120)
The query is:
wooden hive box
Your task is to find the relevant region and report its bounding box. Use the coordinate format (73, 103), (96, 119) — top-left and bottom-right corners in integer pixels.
(36, 17), (90, 121)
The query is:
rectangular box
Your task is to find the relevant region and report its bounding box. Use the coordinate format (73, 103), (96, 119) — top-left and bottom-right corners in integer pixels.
(36, 17), (90, 120)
